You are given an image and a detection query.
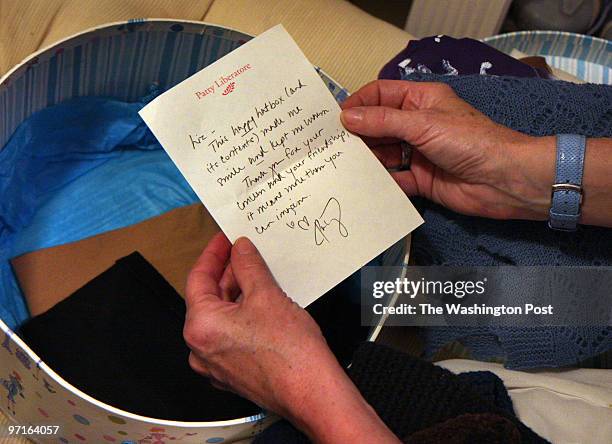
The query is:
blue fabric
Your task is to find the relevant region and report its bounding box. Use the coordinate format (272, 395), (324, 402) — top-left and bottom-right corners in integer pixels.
(401, 73), (612, 369)
(0, 93), (199, 329)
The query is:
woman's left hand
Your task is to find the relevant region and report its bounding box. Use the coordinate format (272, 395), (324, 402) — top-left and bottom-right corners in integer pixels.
(340, 80), (554, 221)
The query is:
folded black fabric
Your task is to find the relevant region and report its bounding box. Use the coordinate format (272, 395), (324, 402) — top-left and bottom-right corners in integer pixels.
(306, 276), (371, 368)
(18, 251), (260, 421)
(254, 342), (548, 443)
(255, 413), (521, 444)
(405, 413), (521, 444)
(348, 342), (546, 442)
(456, 371), (514, 414)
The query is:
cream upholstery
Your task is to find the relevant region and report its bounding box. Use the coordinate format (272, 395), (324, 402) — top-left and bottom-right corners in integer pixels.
(0, 0), (414, 92)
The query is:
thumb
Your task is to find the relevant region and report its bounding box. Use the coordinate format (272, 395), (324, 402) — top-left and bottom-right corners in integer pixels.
(230, 237), (279, 297)
(341, 106), (428, 143)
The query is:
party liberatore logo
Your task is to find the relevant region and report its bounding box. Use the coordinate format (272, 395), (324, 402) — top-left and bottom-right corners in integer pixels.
(195, 63), (252, 100)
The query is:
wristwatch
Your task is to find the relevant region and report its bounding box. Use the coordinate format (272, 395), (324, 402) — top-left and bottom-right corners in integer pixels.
(548, 134), (587, 231)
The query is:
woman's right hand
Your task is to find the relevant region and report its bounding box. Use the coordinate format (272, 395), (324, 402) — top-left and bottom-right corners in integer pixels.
(340, 80), (555, 221)
(184, 233), (400, 444)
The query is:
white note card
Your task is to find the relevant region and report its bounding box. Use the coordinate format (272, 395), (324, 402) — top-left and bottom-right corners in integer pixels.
(139, 25), (423, 307)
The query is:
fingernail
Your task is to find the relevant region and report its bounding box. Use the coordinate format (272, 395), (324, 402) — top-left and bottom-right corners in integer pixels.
(235, 237), (255, 255)
(341, 108), (364, 126)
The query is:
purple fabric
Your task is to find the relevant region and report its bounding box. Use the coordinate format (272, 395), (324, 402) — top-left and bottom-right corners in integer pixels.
(379, 35), (545, 80)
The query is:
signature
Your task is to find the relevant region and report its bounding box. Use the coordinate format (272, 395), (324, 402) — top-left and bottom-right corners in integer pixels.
(314, 197), (349, 245)
(286, 197), (348, 246)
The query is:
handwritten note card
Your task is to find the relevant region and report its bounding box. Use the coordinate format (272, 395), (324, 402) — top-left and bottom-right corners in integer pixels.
(139, 25), (423, 307)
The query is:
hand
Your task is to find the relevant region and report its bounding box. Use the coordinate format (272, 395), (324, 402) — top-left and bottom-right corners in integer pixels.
(340, 80), (554, 221)
(183, 233), (334, 416)
(184, 233), (399, 443)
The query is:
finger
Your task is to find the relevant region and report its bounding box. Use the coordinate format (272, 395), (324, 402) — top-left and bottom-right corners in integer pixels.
(391, 151), (434, 197)
(185, 232), (231, 308)
(361, 135), (401, 148)
(370, 143), (402, 169)
(209, 378), (233, 393)
(341, 106), (430, 143)
(230, 237), (279, 297)
(219, 264), (241, 302)
(188, 352), (211, 377)
(341, 80), (454, 111)
(342, 80), (414, 110)
(391, 171), (419, 196)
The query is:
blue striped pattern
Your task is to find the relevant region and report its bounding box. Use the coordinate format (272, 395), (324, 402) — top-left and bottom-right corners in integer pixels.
(0, 23), (248, 147)
(484, 31), (611, 85)
(0, 20), (349, 149)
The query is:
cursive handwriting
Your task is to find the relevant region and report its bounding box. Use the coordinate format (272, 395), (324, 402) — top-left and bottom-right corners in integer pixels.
(314, 197), (349, 246)
(284, 197), (348, 245)
(190, 76), (352, 236)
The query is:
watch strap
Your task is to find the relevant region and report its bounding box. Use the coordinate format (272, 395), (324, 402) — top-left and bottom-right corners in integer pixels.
(548, 134), (586, 231)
